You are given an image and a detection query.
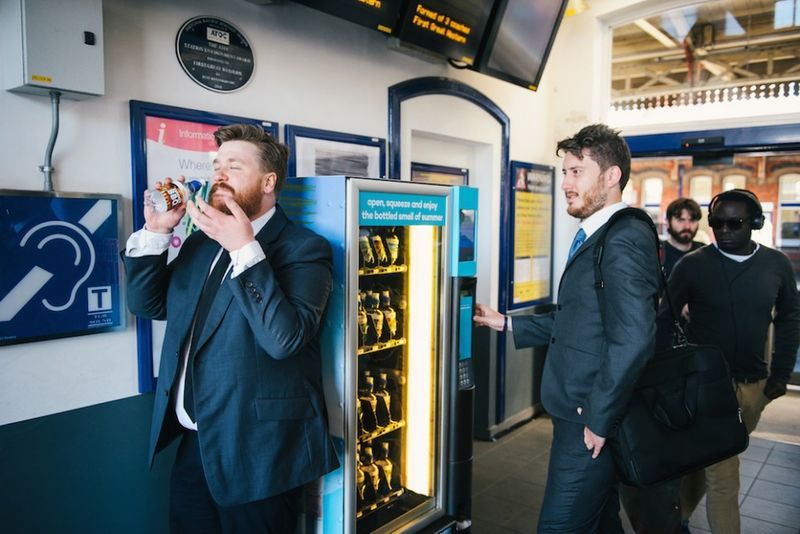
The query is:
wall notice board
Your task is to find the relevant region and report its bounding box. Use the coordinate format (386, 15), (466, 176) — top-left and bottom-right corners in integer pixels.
(0, 190), (123, 345)
(507, 161), (554, 310)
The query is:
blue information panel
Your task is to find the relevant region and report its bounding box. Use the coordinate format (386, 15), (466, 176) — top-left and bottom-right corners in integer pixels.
(359, 191), (446, 226)
(0, 192), (123, 346)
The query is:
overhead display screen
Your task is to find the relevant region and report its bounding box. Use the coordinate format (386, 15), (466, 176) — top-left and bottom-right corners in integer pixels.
(395, 1), (495, 64)
(293, 0), (404, 34)
(478, 0), (567, 90)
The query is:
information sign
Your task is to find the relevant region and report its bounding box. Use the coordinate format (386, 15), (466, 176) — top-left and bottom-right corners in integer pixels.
(359, 191), (446, 226)
(0, 191), (123, 346)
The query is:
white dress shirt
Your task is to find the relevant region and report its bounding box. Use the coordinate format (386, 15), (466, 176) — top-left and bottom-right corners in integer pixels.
(125, 207), (275, 429)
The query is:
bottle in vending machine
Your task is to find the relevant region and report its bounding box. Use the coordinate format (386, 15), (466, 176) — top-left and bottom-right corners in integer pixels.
(373, 372), (393, 427)
(380, 290), (397, 340)
(358, 375), (379, 433)
(357, 292), (368, 347)
(384, 229), (400, 265)
(371, 232), (389, 266)
(365, 291), (384, 344)
(374, 441), (394, 495)
(359, 229), (377, 268)
(360, 446), (381, 503)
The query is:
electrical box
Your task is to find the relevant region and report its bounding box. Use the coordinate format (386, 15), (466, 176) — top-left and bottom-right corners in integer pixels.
(1, 0), (104, 99)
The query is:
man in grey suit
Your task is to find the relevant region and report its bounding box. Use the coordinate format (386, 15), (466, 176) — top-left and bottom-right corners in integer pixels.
(474, 124), (660, 532)
(124, 124), (338, 532)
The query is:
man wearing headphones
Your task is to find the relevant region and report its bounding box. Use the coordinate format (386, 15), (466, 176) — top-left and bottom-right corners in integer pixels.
(656, 188), (800, 533)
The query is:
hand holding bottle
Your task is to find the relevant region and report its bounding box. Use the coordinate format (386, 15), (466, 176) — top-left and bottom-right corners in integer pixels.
(186, 195), (254, 252)
(143, 177), (189, 234)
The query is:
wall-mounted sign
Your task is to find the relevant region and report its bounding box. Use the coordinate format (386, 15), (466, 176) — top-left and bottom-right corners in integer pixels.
(176, 16), (254, 93)
(0, 191), (123, 346)
(507, 161), (554, 310)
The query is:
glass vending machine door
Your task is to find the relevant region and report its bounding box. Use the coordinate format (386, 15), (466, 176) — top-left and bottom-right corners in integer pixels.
(354, 189), (446, 533)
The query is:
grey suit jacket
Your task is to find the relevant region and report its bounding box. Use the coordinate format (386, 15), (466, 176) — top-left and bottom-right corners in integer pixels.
(123, 205), (339, 506)
(512, 217), (660, 436)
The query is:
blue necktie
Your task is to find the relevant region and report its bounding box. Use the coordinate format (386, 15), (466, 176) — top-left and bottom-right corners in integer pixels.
(568, 228), (586, 261)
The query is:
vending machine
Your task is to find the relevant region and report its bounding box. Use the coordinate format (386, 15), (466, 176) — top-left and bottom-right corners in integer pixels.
(282, 177), (478, 533)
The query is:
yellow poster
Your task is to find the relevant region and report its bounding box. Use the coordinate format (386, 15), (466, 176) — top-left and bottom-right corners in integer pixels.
(512, 167), (552, 305)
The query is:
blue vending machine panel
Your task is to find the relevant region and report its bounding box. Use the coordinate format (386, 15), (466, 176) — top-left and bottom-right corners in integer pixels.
(282, 176), (347, 533)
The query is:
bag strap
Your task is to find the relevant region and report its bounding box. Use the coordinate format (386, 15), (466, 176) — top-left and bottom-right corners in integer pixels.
(592, 207), (687, 347)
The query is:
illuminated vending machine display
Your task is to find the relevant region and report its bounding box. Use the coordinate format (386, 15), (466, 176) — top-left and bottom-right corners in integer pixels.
(282, 177), (461, 533)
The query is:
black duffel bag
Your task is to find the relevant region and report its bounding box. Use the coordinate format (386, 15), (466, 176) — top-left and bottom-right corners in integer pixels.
(592, 208), (748, 488)
(609, 342), (748, 487)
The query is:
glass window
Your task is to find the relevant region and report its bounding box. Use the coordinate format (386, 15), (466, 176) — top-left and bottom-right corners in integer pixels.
(779, 173), (800, 202)
(778, 173), (800, 248)
(609, 1), (800, 127)
(642, 177), (663, 206)
(622, 181), (638, 206)
(722, 174), (746, 191)
(689, 175), (713, 205)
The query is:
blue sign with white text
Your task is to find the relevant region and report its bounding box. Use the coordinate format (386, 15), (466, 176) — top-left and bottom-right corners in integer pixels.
(0, 193), (123, 345)
(359, 191), (446, 226)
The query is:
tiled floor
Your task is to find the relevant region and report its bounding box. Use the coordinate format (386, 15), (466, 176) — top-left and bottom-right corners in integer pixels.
(471, 391), (800, 533)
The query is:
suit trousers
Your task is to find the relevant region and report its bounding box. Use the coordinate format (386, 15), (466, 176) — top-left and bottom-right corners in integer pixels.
(170, 429), (302, 534)
(538, 417), (623, 533)
(680, 379), (770, 533)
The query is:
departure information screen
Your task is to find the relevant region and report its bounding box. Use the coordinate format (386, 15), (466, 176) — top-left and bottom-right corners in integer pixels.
(395, 0), (494, 64)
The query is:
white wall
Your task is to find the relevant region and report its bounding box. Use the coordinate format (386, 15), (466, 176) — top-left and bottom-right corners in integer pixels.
(0, 0), (558, 424)
(9, 0), (790, 425)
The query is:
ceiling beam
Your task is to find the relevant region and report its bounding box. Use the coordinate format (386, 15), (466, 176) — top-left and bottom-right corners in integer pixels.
(634, 19), (679, 49)
(614, 32), (800, 63)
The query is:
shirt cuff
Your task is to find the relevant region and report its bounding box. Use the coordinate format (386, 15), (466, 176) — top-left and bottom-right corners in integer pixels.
(230, 240), (266, 277)
(125, 227), (172, 257)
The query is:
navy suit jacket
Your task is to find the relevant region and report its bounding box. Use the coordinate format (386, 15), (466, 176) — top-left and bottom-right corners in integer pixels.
(124, 205), (338, 506)
(512, 217), (660, 436)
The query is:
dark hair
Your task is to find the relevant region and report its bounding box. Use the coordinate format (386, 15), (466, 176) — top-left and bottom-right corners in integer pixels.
(214, 124), (289, 193)
(708, 188), (764, 229)
(556, 124), (632, 191)
(666, 197), (702, 221)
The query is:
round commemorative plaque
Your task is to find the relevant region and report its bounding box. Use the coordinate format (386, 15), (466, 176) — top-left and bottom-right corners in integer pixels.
(176, 16), (254, 93)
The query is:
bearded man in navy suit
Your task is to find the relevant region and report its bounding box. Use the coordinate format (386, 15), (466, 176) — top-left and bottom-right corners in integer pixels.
(474, 124), (660, 533)
(124, 124), (338, 532)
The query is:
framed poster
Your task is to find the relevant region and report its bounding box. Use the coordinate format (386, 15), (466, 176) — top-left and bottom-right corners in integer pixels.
(507, 161), (554, 310)
(0, 190), (123, 346)
(285, 125), (385, 178)
(129, 100), (277, 393)
(410, 162), (468, 185)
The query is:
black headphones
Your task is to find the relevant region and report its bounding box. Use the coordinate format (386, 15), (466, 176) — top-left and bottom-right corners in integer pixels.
(708, 188), (764, 230)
